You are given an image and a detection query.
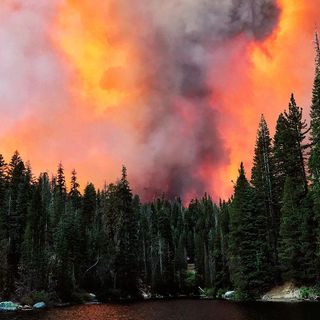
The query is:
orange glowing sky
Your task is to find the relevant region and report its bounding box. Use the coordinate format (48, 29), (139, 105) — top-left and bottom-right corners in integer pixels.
(210, 0), (320, 198)
(0, 0), (319, 201)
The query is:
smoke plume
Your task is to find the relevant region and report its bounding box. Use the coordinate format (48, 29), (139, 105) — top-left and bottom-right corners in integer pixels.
(1, 0), (317, 201)
(96, 0), (280, 199)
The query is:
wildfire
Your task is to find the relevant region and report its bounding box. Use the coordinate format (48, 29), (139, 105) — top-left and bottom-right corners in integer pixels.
(0, 0), (318, 201)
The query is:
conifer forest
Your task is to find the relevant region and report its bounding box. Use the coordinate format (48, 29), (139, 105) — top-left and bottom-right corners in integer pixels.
(0, 37), (319, 303)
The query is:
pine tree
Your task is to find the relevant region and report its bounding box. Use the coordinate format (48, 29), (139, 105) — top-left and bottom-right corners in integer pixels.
(278, 177), (303, 283)
(56, 162), (67, 196)
(149, 201), (161, 292)
(284, 94), (308, 194)
(273, 95), (308, 203)
(68, 170), (83, 284)
(251, 115), (278, 271)
(194, 195), (214, 288)
(82, 183), (96, 227)
(80, 183), (97, 286)
(172, 199), (187, 292)
(137, 204), (152, 286)
(55, 202), (76, 301)
(52, 163), (67, 236)
(299, 192), (317, 283)
(219, 200), (231, 290)
(114, 166), (139, 296)
(273, 113), (289, 205)
(52, 163), (79, 300)
(22, 177), (47, 290)
(210, 205), (225, 293)
(229, 163), (272, 298)
(69, 169), (81, 210)
(157, 199), (176, 294)
(0, 154), (7, 225)
(0, 155), (7, 295)
(309, 32), (320, 184)
(83, 188), (102, 292)
(308, 32), (320, 279)
(99, 182), (120, 294)
(5, 151), (27, 296)
(273, 95), (311, 283)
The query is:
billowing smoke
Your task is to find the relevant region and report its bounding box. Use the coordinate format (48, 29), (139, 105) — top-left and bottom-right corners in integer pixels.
(0, 0), (283, 201)
(99, 0), (280, 199)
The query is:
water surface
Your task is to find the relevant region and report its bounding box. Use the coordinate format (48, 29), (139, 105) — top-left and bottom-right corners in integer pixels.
(1, 299), (319, 320)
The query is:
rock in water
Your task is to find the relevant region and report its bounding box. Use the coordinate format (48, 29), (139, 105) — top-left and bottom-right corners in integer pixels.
(223, 291), (235, 300)
(20, 305), (33, 311)
(33, 302), (46, 309)
(0, 301), (19, 311)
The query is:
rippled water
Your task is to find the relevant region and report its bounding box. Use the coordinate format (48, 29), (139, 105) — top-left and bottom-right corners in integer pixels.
(1, 300), (320, 320)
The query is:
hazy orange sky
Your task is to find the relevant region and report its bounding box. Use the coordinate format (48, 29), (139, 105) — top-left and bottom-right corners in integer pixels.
(0, 0), (319, 201)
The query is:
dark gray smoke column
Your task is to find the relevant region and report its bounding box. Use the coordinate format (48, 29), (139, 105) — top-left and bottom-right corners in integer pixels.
(106, 0), (281, 200)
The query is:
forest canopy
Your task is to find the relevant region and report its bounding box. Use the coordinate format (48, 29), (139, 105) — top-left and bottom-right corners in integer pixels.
(0, 35), (319, 302)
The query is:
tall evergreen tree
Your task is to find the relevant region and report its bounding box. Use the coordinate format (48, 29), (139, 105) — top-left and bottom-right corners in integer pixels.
(219, 200), (231, 290)
(308, 32), (320, 279)
(55, 202), (77, 301)
(274, 95), (311, 283)
(284, 94), (308, 194)
(5, 151), (27, 296)
(0, 154), (7, 227)
(194, 195), (213, 288)
(22, 177), (48, 290)
(251, 115), (278, 271)
(229, 163), (272, 298)
(0, 155), (7, 294)
(278, 177), (303, 283)
(82, 183), (96, 227)
(69, 169), (81, 210)
(299, 192), (317, 283)
(273, 95), (308, 204)
(273, 113), (289, 206)
(68, 170), (83, 284)
(80, 183), (97, 286)
(52, 163), (67, 237)
(114, 166), (139, 296)
(309, 32), (320, 184)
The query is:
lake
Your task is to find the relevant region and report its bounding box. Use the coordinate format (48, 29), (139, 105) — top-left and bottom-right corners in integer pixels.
(1, 299), (320, 320)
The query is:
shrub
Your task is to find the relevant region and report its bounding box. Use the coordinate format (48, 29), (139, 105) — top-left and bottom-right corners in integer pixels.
(185, 271), (196, 288)
(299, 287), (314, 300)
(216, 288), (226, 299)
(234, 290), (252, 301)
(20, 294), (33, 306)
(71, 290), (95, 304)
(203, 287), (214, 298)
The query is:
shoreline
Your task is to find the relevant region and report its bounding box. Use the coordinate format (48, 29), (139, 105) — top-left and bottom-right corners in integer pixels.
(2, 297), (319, 313)
(2, 289), (320, 314)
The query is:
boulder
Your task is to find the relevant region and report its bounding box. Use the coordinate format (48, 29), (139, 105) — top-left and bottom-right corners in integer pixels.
(33, 302), (46, 309)
(0, 301), (19, 312)
(223, 291), (235, 300)
(20, 305), (33, 311)
(261, 282), (300, 301)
